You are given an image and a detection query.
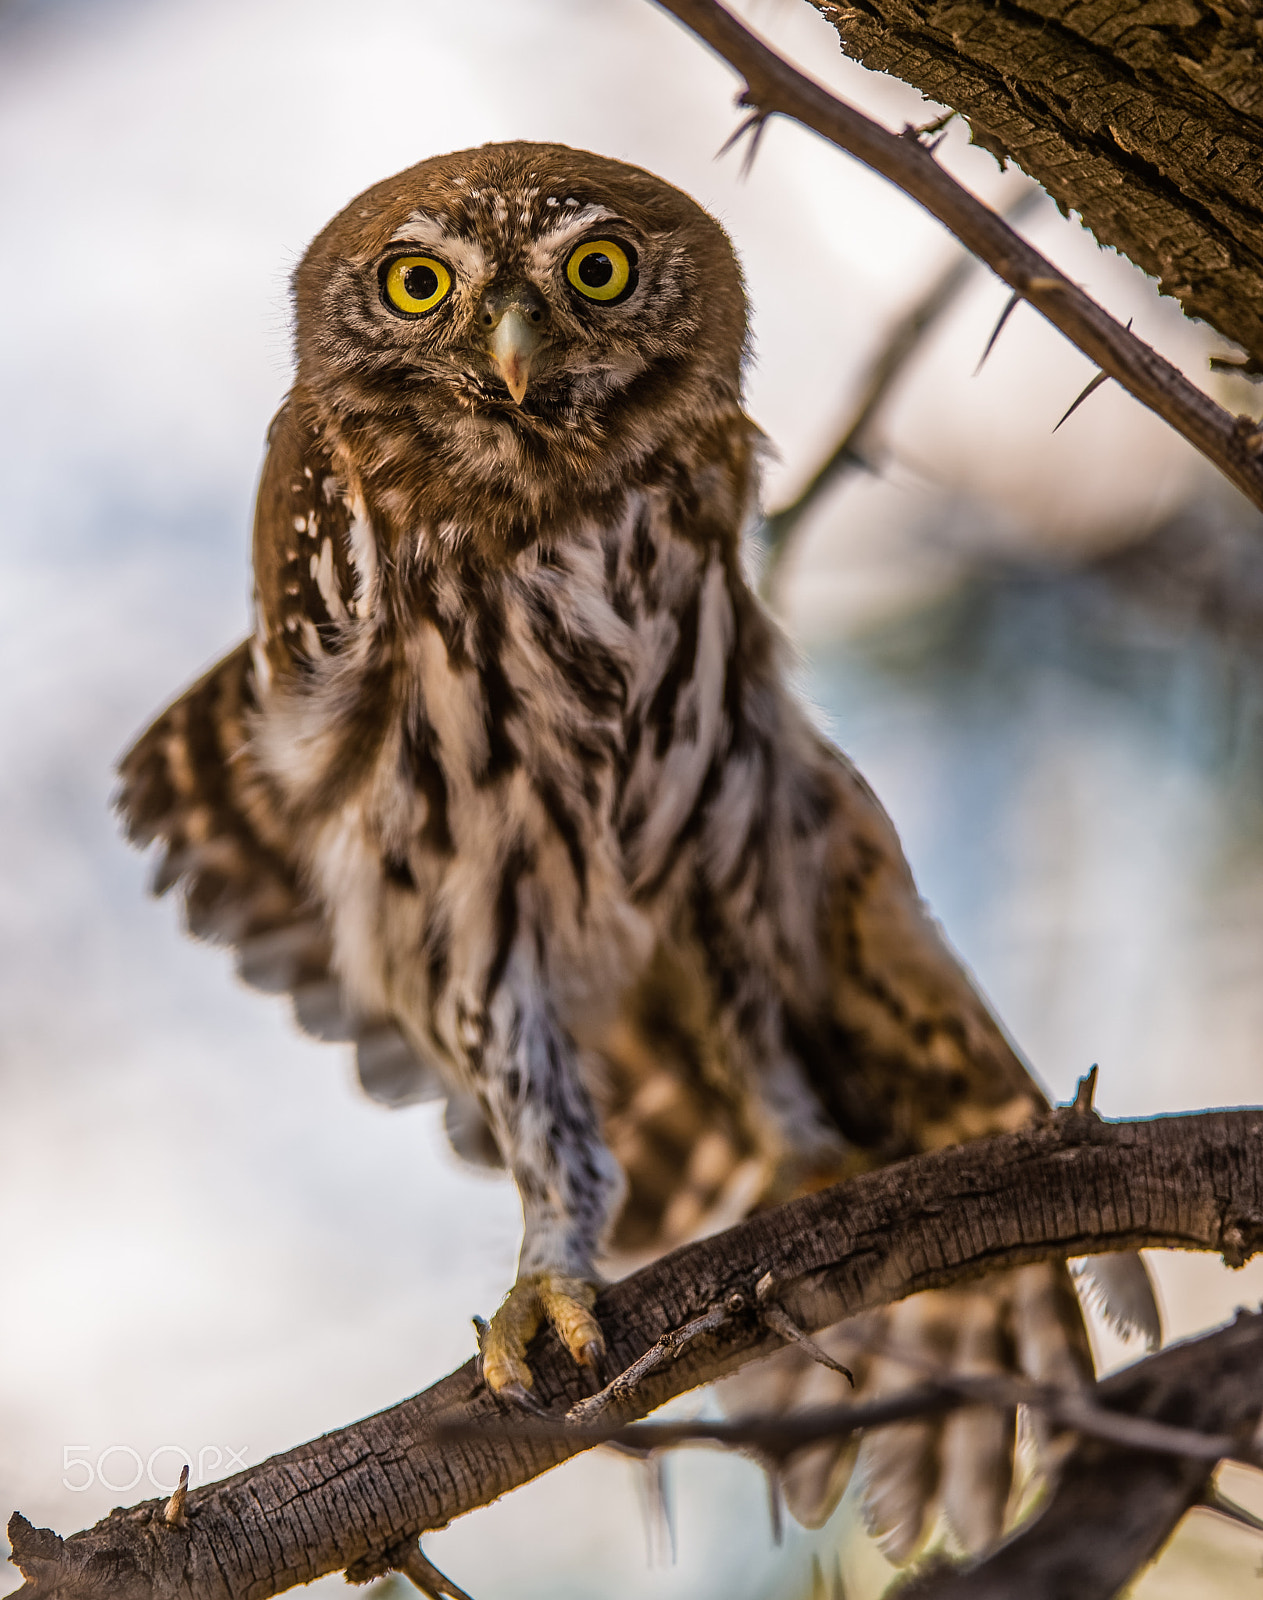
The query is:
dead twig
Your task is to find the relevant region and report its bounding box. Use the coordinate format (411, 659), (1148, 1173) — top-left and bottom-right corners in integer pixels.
(566, 1297), (743, 1423)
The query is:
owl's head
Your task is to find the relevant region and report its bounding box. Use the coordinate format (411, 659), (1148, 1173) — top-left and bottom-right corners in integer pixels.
(292, 143), (748, 500)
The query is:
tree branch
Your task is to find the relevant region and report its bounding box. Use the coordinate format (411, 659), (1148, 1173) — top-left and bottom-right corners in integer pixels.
(807, 0), (1263, 372)
(10, 1105), (1263, 1600)
(650, 0), (1263, 514)
(899, 1311), (1263, 1599)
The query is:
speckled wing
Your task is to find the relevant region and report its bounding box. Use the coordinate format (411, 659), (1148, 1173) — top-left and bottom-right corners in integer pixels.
(114, 403), (441, 1115)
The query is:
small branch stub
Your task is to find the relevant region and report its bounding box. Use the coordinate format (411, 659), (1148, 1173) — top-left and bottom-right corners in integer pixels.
(398, 1542), (477, 1600)
(1071, 1065), (1099, 1116)
(163, 1464), (189, 1530)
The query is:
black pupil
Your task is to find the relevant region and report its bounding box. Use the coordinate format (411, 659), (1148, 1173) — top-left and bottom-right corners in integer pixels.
(403, 263), (439, 301)
(578, 251), (614, 289)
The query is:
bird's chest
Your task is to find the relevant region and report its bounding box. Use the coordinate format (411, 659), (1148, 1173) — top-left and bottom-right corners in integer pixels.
(260, 524), (684, 1040)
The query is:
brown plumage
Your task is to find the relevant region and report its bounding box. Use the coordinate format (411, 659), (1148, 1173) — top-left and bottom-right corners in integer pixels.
(117, 141), (1154, 1557)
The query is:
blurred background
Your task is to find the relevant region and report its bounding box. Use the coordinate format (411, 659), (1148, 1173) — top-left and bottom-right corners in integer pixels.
(3, 0), (1263, 1595)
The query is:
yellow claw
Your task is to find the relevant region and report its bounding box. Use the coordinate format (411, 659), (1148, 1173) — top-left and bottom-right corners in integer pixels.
(482, 1273), (605, 1396)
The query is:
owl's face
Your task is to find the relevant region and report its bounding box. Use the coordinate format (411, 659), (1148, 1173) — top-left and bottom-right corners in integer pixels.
(291, 143), (748, 508)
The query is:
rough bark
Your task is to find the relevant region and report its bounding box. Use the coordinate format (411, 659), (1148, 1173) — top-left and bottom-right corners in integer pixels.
(656, 0), (1263, 516)
(8, 1105), (1263, 1600)
(811, 0), (1263, 368)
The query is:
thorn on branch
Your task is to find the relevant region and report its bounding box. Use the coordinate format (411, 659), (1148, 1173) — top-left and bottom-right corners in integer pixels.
(1071, 1065), (1099, 1116)
(634, 1451), (677, 1565)
(1054, 369), (1111, 432)
(902, 108), (958, 144)
(654, 0), (1263, 513)
(1210, 354), (1263, 381)
(717, 103), (771, 177)
(1200, 1481), (1263, 1534)
(757, 1283), (855, 1384)
(762, 1457), (785, 1544)
(398, 1541), (477, 1600)
(163, 1463), (189, 1529)
(975, 289), (1021, 374)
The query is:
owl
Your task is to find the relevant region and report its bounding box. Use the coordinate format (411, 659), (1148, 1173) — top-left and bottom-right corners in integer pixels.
(116, 142), (1154, 1558)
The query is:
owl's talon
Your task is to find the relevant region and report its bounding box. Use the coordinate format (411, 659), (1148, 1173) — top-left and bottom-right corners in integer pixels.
(482, 1272), (605, 1399)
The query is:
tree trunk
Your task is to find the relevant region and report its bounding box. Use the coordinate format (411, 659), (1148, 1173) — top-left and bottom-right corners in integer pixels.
(812, 0), (1263, 368)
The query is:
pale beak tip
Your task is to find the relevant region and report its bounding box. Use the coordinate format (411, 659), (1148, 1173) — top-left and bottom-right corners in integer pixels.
(490, 307), (541, 407)
(503, 364), (529, 406)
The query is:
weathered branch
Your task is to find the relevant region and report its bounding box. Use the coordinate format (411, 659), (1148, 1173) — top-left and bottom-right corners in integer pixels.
(10, 1105), (1263, 1600)
(456, 1312), (1263, 1600)
(808, 0), (1263, 371)
(651, 0), (1263, 513)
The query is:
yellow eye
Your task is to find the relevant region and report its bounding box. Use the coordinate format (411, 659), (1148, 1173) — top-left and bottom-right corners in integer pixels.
(382, 254), (452, 316)
(566, 239), (635, 304)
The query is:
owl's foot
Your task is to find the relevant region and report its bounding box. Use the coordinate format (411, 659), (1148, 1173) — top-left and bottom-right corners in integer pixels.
(481, 1273), (605, 1399)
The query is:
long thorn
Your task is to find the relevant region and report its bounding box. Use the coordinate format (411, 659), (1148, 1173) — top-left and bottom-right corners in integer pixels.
(717, 107), (764, 162)
(636, 1452), (677, 1565)
(1201, 1481), (1263, 1533)
(975, 289), (1021, 375)
(1053, 368), (1111, 432)
(762, 1303), (855, 1384)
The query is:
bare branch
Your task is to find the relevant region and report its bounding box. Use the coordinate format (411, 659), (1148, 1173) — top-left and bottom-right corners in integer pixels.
(10, 1106), (1263, 1600)
(650, 0), (1263, 514)
(760, 188), (1042, 592)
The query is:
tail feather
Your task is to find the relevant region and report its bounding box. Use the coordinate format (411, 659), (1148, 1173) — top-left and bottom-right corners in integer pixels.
(718, 1262), (1093, 1558)
(1072, 1252), (1162, 1351)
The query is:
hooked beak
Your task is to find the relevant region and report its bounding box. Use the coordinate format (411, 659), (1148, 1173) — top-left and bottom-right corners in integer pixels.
(489, 308), (543, 406)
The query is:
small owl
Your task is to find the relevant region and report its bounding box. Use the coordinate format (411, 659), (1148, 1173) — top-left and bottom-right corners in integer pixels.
(117, 143), (1150, 1556)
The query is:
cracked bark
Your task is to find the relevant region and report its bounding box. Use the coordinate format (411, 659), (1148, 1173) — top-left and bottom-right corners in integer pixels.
(8, 1105), (1263, 1600)
(809, 0), (1263, 367)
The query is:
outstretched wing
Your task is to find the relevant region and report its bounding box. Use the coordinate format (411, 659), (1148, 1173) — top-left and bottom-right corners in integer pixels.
(115, 639), (436, 1109)
(115, 398), (445, 1115)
